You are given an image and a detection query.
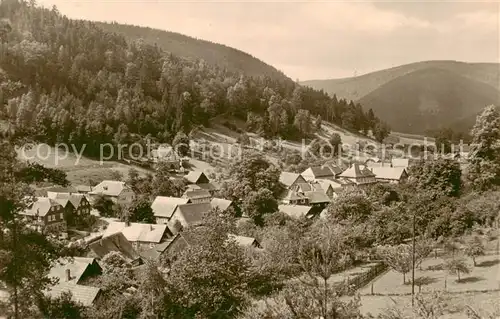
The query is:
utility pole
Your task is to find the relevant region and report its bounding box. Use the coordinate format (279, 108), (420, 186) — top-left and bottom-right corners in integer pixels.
(411, 212), (416, 307)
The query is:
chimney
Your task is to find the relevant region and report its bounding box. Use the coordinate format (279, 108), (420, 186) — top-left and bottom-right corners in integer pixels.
(65, 269), (71, 282)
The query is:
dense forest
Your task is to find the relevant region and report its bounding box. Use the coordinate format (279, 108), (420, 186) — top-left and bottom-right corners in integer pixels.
(96, 21), (289, 81)
(0, 0), (387, 157)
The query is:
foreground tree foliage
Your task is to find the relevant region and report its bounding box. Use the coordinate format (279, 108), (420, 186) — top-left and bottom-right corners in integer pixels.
(445, 257), (471, 282)
(0, 141), (60, 318)
(377, 244), (413, 284)
(408, 158), (462, 198)
(241, 222), (362, 319)
(165, 214), (250, 318)
(467, 105), (500, 191)
(37, 291), (87, 319)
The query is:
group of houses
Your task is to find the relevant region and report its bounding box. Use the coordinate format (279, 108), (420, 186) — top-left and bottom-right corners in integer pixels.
(278, 158), (409, 220)
(17, 155), (411, 306)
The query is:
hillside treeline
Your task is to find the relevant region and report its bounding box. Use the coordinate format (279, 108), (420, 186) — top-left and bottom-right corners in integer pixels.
(0, 0), (386, 156)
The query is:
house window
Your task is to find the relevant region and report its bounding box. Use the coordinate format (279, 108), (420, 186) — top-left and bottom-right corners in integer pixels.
(149, 243), (155, 249)
(60, 213), (63, 220)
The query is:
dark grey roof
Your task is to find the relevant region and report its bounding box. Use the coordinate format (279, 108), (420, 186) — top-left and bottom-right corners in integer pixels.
(89, 232), (141, 262)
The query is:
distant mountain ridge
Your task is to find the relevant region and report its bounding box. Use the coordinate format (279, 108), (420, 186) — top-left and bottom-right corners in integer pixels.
(96, 22), (290, 81)
(302, 61), (500, 134)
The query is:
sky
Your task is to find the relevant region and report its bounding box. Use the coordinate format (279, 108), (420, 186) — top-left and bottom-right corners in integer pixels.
(36, 0), (500, 80)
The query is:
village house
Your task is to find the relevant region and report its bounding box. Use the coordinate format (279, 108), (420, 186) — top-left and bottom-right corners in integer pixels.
(301, 165), (342, 181)
(46, 257), (102, 306)
(365, 157), (392, 168)
(211, 197), (239, 215)
(153, 233), (191, 265)
(20, 197), (66, 234)
(228, 234), (262, 248)
(281, 189), (309, 205)
(391, 158), (410, 168)
(371, 167), (409, 184)
(150, 145), (187, 171)
(279, 171), (307, 189)
(102, 221), (172, 251)
(88, 180), (135, 205)
(88, 232), (142, 265)
(278, 204), (314, 219)
(48, 257), (102, 285)
(75, 185), (93, 194)
(315, 179), (343, 199)
(304, 191), (331, 208)
(183, 170), (220, 194)
(182, 189), (212, 203)
(293, 181), (324, 193)
(47, 192), (92, 226)
(184, 170), (210, 184)
(338, 163), (377, 186)
(168, 202), (212, 232)
(151, 196), (191, 224)
(46, 282), (102, 307)
(186, 182), (221, 194)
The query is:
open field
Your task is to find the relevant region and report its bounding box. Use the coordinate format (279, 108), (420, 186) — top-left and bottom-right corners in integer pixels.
(358, 290), (500, 318)
(391, 131), (436, 145)
(360, 254), (500, 296)
(16, 145), (152, 185)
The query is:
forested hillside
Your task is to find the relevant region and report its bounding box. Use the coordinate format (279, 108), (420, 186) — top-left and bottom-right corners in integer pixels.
(96, 22), (288, 81)
(0, 0), (385, 157)
(358, 68), (500, 134)
(302, 60), (500, 102)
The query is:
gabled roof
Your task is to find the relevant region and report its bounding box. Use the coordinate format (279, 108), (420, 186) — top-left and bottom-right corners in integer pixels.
(48, 257), (99, 285)
(391, 158), (410, 168)
(279, 172), (303, 187)
(184, 171), (208, 184)
(139, 234), (181, 260)
(174, 202), (212, 226)
(283, 190), (308, 201)
(294, 183), (313, 192)
(183, 189), (211, 200)
(45, 186), (78, 194)
(75, 185), (93, 193)
(304, 191), (331, 204)
(103, 222), (169, 243)
(151, 145), (180, 160)
(89, 232), (141, 262)
(45, 282), (100, 306)
(22, 197), (62, 217)
(89, 181), (130, 197)
(302, 166), (335, 179)
(48, 193), (88, 209)
(210, 198), (233, 212)
(324, 163), (345, 175)
(151, 196), (190, 218)
(371, 167), (407, 181)
(227, 234), (261, 248)
(339, 164), (375, 179)
(278, 204), (313, 219)
(315, 179), (343, 190)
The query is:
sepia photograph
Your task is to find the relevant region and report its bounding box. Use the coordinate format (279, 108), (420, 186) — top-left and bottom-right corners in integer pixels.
(0, 0), (499, 318)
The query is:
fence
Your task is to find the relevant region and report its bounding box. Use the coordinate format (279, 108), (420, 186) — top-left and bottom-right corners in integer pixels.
(333, 261), (388, 294)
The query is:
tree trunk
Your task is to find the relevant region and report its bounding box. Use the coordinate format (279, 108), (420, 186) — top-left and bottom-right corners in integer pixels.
(323, 277), (328, 319)
(472, 257), (476, 266)
(457, 271), (461, 282)
(403, 272), (406, 284)
(12, 220), (19, 319)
